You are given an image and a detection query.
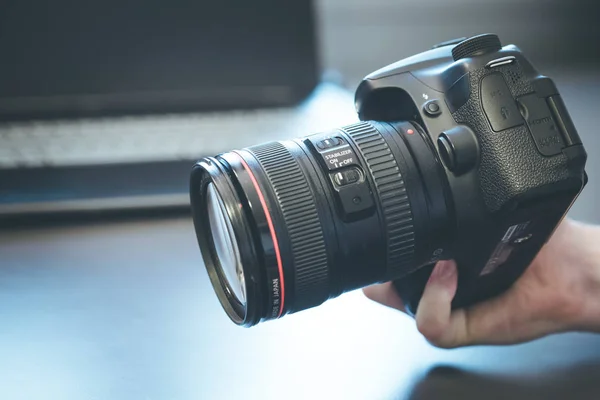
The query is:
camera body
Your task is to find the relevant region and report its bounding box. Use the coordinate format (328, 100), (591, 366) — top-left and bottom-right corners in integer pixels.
(353, 34), (587, 313)
(190, 34), (588, 326)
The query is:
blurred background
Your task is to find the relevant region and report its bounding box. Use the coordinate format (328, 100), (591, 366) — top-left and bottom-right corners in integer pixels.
(1, 0), (599, 219)
(1, 0), (600, 399)
(318, 0), (600, 87)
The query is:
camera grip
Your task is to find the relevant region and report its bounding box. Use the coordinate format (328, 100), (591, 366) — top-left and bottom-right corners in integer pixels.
(392, 264), (435, 315)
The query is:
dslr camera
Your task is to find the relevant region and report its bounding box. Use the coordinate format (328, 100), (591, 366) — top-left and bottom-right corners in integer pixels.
(190, 34), (588, 326)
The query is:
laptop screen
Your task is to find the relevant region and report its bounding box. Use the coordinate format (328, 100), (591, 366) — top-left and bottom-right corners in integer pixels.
(0, 0), (318, 120)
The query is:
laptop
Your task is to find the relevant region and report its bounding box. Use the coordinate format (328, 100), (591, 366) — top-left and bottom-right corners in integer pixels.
(0, 0), (357, 220)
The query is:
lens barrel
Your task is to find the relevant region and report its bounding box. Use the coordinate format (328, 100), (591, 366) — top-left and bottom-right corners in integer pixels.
(190, 121), (452, 326)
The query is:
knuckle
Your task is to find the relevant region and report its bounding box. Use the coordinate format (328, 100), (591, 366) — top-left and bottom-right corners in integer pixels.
(416, 315), (445, 345)
(416, 313), (461, 349)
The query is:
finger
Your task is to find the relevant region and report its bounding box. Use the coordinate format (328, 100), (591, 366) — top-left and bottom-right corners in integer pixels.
(364, 262), (522, 348)
(415, 260), (459, 347)
(417, 266), (550, 348)
(449, 286), (558, 347)
(450, 293), (517, 347)
(363, 282), (407, 314)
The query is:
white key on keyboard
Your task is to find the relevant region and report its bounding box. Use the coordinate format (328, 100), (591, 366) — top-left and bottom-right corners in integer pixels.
(0, 83), (358, 168)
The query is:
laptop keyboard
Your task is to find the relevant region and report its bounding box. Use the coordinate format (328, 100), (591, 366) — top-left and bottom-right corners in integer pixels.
(0, 84), (358, 169)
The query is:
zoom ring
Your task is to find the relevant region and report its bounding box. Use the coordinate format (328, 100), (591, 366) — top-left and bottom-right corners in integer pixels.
(248, 142), (329, 312)
(342, 122), (416, 279)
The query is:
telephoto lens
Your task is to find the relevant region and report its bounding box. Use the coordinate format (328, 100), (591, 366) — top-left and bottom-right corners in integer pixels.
(191, 34), (587, 326)
(190, 121), (450, 326)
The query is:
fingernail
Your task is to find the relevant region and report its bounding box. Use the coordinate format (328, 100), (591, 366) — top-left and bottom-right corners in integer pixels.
(429, 260), (456, 283)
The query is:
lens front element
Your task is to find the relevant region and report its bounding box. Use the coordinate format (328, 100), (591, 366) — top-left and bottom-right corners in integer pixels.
(206, 182), (246, 304)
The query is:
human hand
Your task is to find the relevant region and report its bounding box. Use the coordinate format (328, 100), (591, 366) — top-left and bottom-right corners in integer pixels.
(363, 219), (600, 348)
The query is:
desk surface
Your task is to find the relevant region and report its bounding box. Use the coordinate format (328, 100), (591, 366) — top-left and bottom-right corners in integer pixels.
(2, 217), (600, 400)
(1, 69), (600, 400)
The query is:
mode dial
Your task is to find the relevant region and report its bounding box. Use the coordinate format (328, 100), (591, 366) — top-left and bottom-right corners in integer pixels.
(452, 34), (502, 61)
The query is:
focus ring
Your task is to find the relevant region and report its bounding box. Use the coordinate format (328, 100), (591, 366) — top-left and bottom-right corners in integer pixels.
(342, 122), (416, 278)
(248, 142), (329, 312)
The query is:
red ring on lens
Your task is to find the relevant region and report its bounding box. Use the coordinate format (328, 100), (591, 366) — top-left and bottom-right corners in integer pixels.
(231, 151), (285, 317)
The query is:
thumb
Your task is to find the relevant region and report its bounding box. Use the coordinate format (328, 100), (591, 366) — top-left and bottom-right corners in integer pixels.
(414, 261), (544, 348)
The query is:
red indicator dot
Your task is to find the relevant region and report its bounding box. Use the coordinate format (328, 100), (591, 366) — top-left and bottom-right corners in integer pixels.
(407, 129), (414, 135)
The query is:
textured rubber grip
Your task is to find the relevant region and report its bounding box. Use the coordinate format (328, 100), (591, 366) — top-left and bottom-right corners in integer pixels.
(342, 122), (416, 278)
(248, 141), (329, 312)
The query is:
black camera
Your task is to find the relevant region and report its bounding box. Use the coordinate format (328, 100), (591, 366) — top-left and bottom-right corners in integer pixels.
(190, 34), (588, 326)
